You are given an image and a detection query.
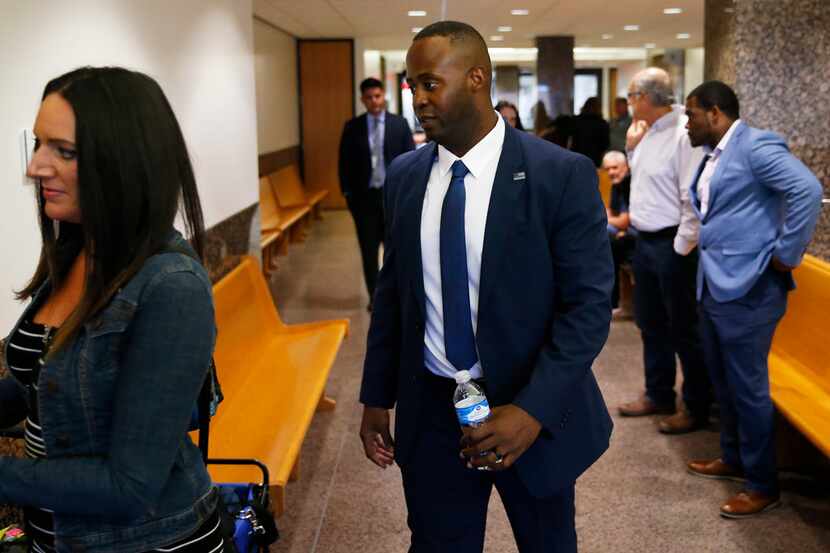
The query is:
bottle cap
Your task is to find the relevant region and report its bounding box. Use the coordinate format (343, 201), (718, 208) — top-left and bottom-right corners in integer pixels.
(454, 370), (471, 384)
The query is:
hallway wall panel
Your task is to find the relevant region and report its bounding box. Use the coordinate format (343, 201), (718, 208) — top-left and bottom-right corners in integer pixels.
(0, 0), (260, 331)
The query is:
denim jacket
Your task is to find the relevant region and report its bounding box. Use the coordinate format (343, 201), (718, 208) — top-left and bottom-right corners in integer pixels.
(0, 231), (217, 552)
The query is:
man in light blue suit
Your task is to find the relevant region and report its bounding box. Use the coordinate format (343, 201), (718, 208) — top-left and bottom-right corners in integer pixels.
(683, 81), (822, 518)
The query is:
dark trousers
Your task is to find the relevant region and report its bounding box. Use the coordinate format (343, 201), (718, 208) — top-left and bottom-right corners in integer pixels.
(632, 232), (710, 417)
(400, 372), (577, 553)
(609, 232), (636, 309)
(347, 188), (384, 299)
(699, 268), (787, 496)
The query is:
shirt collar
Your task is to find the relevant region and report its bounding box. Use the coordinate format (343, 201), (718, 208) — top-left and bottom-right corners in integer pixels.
(709, 119), (741, 158)
(436, 112), (505, 179)
(372, 110), (386, 123)
(649, 104), (684, 132)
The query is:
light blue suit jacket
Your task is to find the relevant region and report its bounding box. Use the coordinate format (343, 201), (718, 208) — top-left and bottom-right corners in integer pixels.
(690, 122), (822, 302)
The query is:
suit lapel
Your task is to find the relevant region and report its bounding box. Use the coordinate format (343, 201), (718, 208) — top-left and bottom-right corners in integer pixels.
(359, 113), (369, 146)
(689, 154), (709, 221)
(401, 143), (436, 322)
(477, 125), (525, 317)
(705, 122), (745, 216)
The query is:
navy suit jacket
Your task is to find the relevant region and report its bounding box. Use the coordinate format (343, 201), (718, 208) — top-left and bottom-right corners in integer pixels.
(338, 111), (415, 199)
(689, 122), (822, 302)
(359, 124), (614, 497)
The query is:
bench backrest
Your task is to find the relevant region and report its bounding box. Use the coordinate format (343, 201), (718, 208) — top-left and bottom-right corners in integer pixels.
(259, 175), (283, 230)
(271, 165), (308, 208)
(770, 254), (830, 394)
(212, 256), (286, 391)
(597, 169), (612, 208)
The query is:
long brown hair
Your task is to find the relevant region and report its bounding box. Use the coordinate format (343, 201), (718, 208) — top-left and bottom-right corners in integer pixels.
(18, 67), (206, 354)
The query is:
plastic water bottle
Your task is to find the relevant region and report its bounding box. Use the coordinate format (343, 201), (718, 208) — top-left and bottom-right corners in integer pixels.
(453, 370), (491, 427)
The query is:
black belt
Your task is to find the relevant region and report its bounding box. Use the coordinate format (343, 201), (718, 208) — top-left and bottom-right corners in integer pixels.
(636, 225), (678, 240)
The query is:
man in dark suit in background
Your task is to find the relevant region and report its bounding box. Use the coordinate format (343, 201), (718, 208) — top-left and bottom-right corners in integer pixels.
(338, 78), (415, 310)
(359, 21), (613, 552)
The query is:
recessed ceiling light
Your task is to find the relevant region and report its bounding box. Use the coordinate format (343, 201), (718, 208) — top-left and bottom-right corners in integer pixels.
(412, 27), (423, 33)
(624, 25), (640, 31)
(408, 10), (427, 17)
(511, 9), (530, 16)
(498, 26), (513, 32)
(663, 8), (683, 15)
(490, 35), (505, 41)
(676, 33), (690, 39)
(644, 43), (657, 48)
(602, 34), (614, 39)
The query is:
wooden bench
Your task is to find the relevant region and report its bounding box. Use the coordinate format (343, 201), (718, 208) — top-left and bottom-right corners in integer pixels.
(271, 164), (328, 221)
(597, 168), (612, 208)
(202, 256), (349, 516)
(259, 176), (309, 275)
(768, 254), (830, 458)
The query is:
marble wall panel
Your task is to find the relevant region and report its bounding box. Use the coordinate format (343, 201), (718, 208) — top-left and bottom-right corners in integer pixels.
(203, 203), (259, 283)
(706, 0), (830, 260)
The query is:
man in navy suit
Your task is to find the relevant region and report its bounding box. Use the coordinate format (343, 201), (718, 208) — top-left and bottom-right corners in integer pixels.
(338, 78), (415, 310)
(358, 21), (613, 552)
(683, 81), (821, 518)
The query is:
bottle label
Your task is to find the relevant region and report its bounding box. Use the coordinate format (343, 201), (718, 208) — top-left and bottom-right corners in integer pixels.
(455, 396), (491, 426)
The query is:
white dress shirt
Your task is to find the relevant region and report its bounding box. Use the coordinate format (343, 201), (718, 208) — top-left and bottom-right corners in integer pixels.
(628, 105), (706, 254)
(421, 113), (505, 379)
(697, 119), (741, 216)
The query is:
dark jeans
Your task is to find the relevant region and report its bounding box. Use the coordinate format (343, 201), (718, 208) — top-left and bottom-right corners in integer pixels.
(347, 188), (384, 299)
(632, 233), (710, 417)
(400, 372), (577, 553)
(699, 268), (788, 496)
(609, 232), (636, 309)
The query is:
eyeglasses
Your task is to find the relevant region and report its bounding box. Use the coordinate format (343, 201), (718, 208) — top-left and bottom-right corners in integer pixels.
(627, 91), (644, 100)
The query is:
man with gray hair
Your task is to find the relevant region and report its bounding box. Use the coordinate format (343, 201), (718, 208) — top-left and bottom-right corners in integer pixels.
(618, 67), (711, 434)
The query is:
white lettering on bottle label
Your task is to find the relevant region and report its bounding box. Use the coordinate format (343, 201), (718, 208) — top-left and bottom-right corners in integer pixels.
(455, 396), (491, 426)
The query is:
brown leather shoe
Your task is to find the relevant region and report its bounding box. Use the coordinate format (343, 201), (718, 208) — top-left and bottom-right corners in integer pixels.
(658, 410), (709, 434)
(720, 490), (781, 519)
(687, 458), (746, 482)
(618, 396), (675, 417)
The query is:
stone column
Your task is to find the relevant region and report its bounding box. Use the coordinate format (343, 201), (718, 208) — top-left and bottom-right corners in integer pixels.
(535, 36), (574, 128)
(705, 0), (830, 259)
(494, 65), (520, 106)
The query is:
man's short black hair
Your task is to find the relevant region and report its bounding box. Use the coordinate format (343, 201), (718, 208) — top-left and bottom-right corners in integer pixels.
(687, 80), (740, 120)
(360, 77), (384, 94)
(414, 20), (487, 49)
(412, 21), (492, 75)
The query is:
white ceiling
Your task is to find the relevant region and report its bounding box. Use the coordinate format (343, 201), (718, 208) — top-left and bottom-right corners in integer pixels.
(254, 0), (705, 50)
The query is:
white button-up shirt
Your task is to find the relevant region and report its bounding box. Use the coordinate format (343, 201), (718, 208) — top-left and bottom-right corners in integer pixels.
(628, 105), (705, 254)
(421, 113), (505, 379)
(697, 119), (741, 216)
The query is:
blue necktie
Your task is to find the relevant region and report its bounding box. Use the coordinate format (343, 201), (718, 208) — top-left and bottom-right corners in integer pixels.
(441, 160), (478, 371)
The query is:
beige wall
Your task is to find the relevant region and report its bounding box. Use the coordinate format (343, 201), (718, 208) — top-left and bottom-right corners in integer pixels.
(253, 19), (299, 154)
(0, 0), (260, 331)
(684, 48), (705, 98)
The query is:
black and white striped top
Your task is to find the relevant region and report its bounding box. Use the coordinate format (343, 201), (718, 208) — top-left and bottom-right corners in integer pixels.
(6, 318), (225, 553)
